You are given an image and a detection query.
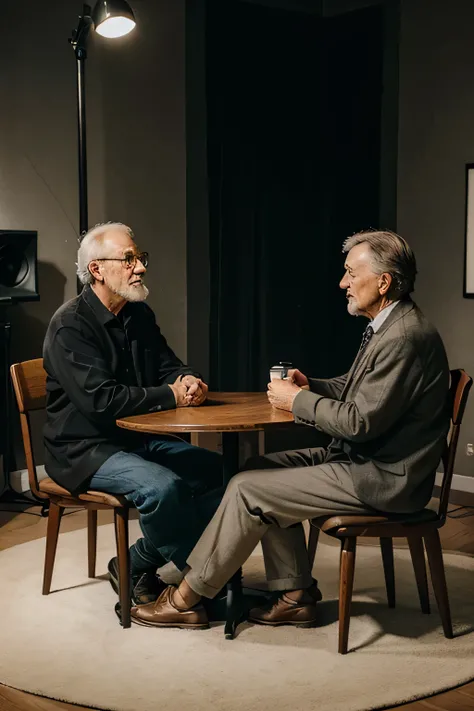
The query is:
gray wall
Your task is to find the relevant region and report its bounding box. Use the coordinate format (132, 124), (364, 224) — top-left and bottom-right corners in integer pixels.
(397, 0), (474, 476)
(100, 0), (187, 357)
(0, 0), (100, 366)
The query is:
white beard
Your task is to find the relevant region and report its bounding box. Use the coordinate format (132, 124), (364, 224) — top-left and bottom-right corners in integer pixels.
(114, 282), (149, 302)
(346, 297), (361, 316)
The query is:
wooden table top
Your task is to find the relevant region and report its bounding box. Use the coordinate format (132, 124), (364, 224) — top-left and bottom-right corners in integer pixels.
(116, 392), (295, 434)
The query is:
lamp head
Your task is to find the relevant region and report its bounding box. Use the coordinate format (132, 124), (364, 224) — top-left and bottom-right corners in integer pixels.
(92, 0), (136, 38)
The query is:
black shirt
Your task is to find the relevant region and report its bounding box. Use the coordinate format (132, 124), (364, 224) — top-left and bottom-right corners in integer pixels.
(43, 285), (199, 495)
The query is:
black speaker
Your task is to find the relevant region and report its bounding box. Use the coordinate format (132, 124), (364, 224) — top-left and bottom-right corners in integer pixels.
(0, 230), (39, 303)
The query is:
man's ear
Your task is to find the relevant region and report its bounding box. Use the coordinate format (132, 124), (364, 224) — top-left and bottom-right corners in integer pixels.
(378, 272), (392, 295)
(88, 260), (103, 283)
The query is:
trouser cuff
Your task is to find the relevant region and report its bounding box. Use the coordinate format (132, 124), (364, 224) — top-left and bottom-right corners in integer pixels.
(184, 570), (223, 600)
(265, 573), (314, 592)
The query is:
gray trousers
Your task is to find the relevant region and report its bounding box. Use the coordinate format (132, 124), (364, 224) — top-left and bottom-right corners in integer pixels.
(186, 447), (375, 598)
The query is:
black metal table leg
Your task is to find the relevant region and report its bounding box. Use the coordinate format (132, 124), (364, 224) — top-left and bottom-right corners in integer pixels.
(221, 432), (245, 639)
(222, 431), (240, 485)
(224, 568), (245, 639)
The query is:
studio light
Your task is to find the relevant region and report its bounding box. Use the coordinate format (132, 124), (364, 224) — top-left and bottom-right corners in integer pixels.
(92, 0), (136, 38)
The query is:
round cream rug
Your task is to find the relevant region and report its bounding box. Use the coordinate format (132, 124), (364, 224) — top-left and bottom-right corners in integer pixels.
(0, 520), (473, 711)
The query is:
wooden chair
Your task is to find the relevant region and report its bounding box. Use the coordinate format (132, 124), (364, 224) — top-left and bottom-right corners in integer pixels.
(10, 358), (132, 628)
(307, 368), (472, 654)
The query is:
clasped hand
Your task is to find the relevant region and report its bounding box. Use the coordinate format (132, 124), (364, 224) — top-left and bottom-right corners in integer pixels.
(266, 368), (307, 411)
(170, 375), (208, 407)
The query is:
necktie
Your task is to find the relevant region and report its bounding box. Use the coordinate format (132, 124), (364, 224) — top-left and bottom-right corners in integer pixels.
(352, 324), (374, 371)
(358, 324), (374, 355)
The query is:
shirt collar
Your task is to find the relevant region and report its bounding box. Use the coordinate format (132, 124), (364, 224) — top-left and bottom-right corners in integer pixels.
(370, 300), (400, 333)
(82, 284), (121, 326)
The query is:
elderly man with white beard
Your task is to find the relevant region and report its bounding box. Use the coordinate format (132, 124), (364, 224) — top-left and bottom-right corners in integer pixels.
(43, 222), (223, 610)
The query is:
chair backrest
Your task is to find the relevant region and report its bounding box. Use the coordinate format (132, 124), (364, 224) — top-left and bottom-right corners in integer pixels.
(438, 369), (473, 520)
(10, 358), (48, 500)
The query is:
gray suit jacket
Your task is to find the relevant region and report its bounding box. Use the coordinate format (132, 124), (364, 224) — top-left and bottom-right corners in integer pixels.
(292, 300), (450, 513)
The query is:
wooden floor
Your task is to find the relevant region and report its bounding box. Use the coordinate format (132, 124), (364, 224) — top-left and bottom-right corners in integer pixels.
(0, 502), (473, 711)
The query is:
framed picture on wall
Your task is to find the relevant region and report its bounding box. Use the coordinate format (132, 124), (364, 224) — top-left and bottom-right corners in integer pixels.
(464, 163), (474, 297)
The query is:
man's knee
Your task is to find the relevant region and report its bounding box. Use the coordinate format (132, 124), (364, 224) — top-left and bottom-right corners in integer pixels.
(224, 471), (274, 524)
(125, 461), (182, 508)
(226, 469), (262, 500)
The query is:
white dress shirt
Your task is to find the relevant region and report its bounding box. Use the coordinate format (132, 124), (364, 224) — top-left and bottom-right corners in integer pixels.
(370, 301), (400, 333)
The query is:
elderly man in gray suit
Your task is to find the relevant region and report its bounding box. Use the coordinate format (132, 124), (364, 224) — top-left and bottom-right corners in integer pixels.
(131, 230), (450, 630)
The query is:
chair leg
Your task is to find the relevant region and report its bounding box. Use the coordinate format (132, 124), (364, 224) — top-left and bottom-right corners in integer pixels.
(87, 509), (98, 578)
(307, 525), (320, 570)
(114, 507), (131, 629)
(338, 537), (356, 654)
(42, 501), (64, 595)
(407, 535), (430, 614)
(379, 537), (395, 608)
(424, 529), (453, 638)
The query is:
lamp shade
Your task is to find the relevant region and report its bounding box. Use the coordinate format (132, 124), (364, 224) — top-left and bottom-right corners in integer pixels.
(92, 0), (136, 38)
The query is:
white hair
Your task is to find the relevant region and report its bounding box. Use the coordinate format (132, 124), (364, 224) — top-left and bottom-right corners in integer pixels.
(76, 222), (134, 285)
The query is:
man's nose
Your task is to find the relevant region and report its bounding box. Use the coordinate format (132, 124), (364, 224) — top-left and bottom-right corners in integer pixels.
(134, 259), (146, 274)
(339, 275), (348, 289)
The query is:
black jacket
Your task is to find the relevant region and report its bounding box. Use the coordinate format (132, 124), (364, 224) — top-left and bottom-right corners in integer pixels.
(43, 285), (199, 494)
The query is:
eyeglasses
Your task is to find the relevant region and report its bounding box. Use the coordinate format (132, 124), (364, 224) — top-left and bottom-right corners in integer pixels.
(96, 252), (149, 269)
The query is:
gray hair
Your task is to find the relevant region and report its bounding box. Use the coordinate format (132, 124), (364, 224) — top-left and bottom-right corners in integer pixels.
(342, 229), (417, 298)
(76, 222), (134, 285)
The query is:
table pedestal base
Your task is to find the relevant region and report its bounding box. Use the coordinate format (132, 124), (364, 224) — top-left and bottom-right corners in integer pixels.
(224, 569), (245, 639)
(221, 432), (265, 639)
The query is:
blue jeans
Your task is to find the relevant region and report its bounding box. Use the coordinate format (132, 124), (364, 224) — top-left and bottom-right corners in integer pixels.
(89, 437), (224, 572)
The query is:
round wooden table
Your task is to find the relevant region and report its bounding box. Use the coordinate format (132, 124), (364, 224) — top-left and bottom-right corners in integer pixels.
(116, 392), (294, 480)
(116, 392), (295, 639)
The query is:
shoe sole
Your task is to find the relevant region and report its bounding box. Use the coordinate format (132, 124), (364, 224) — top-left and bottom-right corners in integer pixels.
(130, 616), (209, 630)
(249, 617), (318, 628)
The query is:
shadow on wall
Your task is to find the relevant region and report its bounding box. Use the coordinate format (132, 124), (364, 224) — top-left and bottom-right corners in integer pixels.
(8, 261), (67, 471)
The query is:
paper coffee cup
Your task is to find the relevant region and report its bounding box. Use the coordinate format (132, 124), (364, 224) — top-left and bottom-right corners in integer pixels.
(270, 366), (285, 380)
(269, 362), (293, 380)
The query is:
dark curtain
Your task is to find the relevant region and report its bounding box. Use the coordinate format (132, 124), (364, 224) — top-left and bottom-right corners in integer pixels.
(206, 1), (384, 391)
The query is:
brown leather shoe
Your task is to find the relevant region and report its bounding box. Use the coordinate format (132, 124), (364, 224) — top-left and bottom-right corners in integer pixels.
(249, 593), (318, 628)
(130, 585), (209, 630)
